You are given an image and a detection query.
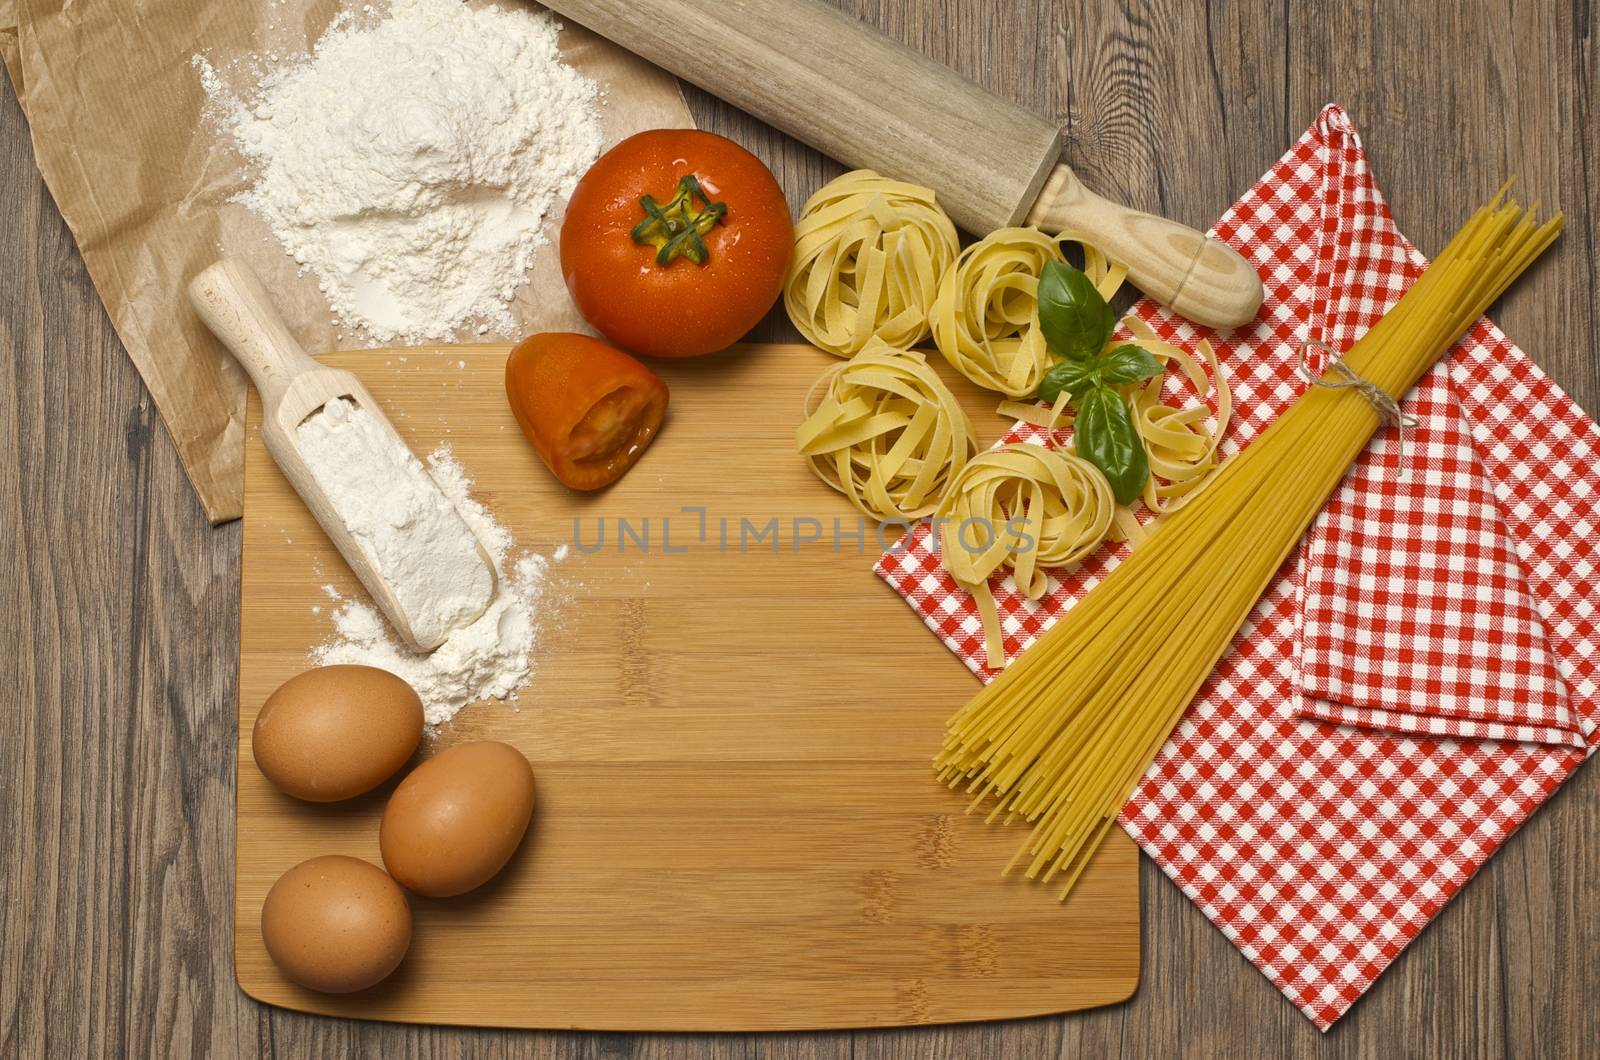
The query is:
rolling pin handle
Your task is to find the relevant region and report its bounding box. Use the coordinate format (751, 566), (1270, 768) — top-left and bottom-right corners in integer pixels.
(1027, 165), (1264, 330)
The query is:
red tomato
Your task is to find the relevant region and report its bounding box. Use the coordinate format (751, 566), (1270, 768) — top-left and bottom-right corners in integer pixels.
(560, 129), (793, 358)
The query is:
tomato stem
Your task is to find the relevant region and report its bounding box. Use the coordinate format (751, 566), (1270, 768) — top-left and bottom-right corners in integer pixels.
(630, 175), (728, 265)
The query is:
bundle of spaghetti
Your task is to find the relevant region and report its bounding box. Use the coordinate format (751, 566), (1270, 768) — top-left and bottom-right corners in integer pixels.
(784, 170), (960, 357)
(936, 444), (1115, 668)
(796, 338), (977, 521)
(936, 187), (1562, 900)
(931, 228), (1126, 397)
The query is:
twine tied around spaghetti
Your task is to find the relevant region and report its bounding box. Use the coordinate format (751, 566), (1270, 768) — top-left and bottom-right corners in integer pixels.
(1297, 340), (1419, 471)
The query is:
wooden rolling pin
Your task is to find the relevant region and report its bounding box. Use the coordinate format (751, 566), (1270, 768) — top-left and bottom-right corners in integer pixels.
(543, 0), (1263, 329)
(190, 261), (496, 653)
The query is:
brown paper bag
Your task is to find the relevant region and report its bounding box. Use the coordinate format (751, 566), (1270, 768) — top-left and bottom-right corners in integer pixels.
(1, 0), (692, 523)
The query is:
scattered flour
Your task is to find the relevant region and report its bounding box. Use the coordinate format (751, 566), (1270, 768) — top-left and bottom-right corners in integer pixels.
(313, 446), (546, 725)
(297, 397), (493, 647)
(195, 0), (602, 342)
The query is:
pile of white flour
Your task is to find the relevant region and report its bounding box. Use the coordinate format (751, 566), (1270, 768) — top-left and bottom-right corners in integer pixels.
(312, 444), (549, 725)
(297, 397), (493, 648)
(196, 0), (602, 342)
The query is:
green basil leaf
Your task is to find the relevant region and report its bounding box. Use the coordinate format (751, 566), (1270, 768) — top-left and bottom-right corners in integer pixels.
(1095, 343), (1164, 387)
(1074, 385), (1149, 506)
(1036, 261), (1114, 363)
(1039, 359), (1100, 404)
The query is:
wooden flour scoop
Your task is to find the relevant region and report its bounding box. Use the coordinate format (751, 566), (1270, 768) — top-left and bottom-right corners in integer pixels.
(189, 261), (496, 652)
(544, 0), (1264, 329)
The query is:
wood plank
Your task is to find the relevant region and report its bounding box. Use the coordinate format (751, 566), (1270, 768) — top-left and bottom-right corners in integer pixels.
(0, 58), (265, 1060)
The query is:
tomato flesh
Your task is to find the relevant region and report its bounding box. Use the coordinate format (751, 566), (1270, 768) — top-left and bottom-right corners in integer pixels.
(568, 386), (664, 472)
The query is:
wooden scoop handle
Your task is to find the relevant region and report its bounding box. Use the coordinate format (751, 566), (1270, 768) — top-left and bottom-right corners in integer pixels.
(1027, 165), (1263, 329)
(188, 261), (325, 409)
(187, 260), (468, 654)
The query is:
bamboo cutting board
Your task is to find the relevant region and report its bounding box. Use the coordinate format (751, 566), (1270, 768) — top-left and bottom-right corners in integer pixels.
(235, 342), (1140, 1030)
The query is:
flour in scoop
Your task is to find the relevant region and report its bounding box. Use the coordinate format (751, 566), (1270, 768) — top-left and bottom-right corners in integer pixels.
(297, 397), (494, 647)
(312, 443), (548, 726)
(196, 0), (602, 342)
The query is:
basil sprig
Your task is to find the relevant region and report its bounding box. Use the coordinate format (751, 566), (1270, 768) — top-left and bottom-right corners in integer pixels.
(1040, 343), (1162, 403)
(1034, 261), (1158, 505)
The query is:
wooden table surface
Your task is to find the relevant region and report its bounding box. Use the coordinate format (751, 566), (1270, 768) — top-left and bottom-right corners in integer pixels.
(3, 1), (1596, 1057)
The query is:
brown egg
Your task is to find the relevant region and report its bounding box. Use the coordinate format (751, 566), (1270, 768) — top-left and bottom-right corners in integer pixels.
(380, 741), (536, 897)
(260, 855), (411, 993)
(253, 665), (423, 802)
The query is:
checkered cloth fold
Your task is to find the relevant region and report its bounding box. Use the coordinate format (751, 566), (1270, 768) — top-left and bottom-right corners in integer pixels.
(876, 104), (1598, 1029)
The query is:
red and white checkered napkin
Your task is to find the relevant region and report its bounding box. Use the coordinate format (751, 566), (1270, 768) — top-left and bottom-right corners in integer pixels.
(876, 104), (1599, 1029)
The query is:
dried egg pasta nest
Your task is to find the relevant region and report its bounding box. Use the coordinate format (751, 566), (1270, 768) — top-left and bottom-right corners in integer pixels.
(795, 339), (976, 521)
(935, 443), (1114, 667)
(931, 227), (1126, 398)
(1002, 317), (1232, 521)
(784, 170), (959, 357)
(1123, 318), (1231, 513)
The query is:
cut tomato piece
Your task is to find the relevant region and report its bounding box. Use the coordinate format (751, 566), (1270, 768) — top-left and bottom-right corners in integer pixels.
(504, 332), (669, 491)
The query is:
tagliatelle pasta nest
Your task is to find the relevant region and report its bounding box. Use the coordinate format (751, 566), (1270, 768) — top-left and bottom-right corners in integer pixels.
(1121, 317), (1231, 513)
(931, 227), (1127, 398)
(991, 317), (1231, 522)
(784, 170), (960, 357)
(794, 339), (977, 522)
(935, 443), (1115, 667)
